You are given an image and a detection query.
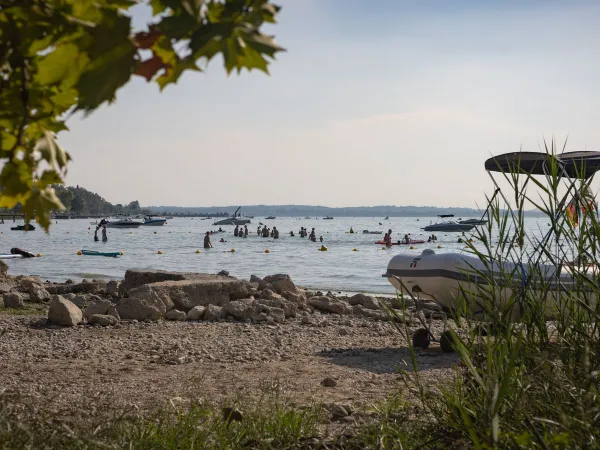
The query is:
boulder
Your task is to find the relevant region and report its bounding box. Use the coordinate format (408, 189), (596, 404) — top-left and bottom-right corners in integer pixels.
(259, 289), (282, 301)
(263, 274), (297, 295)
(0, 260), (7, 276)
(258, 279), (274, 291)
(223, 299), (256, 320)
(0, 281), (15, 294)
(281, 301), (298, 318)
(83, 299), (112, 321)
(256, 297), (284, 309)
(249, 275), (262, 283)
(282, 291), (307, 307)
(308, 296), (352, 315)
(255, 304), (285, 323)
(45, 281), (104, 296)
(186, 305), (206, 321)
(29, 286), (52, 303)
(128, 284), (174, 314)
(48, 296), (83, 326)
(118, 269), (204, 296)
(71, 295), (87, 309)
(204, 304), (223, 322)
(106, 280), (119, 295)
(106, 305), (120, 320)
(116, 298), (163, 322)
(132, 275), (250, 311)
(88, 314), (119, 326)
(3, 292), (24, 308)
(352, 304), (388, 321)
(165, 309), (186, 321)
(349, 293), (380, 310)
(18, 276), (41, 290)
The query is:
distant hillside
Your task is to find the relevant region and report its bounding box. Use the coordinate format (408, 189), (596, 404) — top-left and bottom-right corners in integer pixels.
(53, 185), (144, 217)
(145, 204), (494, 218)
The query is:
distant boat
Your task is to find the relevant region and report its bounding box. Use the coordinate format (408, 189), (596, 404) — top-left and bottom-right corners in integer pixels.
(323, 216), (334, 220)
(384, 216), (389, 220)
(304, 216), (311, 219)
(213, 207), (251, 225)
(141, 216), (167, 226)
(459, 218), (488, 226)
(105, 218), (142, 229)
(265, 216), (276, 220)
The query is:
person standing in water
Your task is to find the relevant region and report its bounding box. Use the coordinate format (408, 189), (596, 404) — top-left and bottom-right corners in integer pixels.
(244, 225), (248, 237)
(234, 225), (239, 237)
(101, 226), (108, 242)
(94, 226), (100, 242)
(204, 231), (212, 248)
(273, 227), (279, 239)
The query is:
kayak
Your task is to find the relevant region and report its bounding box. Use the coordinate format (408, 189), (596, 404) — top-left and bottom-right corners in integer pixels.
(81, 249), (121, 257)
(375, 240), (426, 245)
(0, 254), (23, 259)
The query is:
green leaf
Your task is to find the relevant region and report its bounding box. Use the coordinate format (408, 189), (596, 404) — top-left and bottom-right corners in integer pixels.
(156, 55), (201, 90)
(36, 43), (89, 87)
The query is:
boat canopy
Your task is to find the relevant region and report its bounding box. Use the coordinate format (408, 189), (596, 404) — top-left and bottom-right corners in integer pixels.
(485, 151), (600, 179)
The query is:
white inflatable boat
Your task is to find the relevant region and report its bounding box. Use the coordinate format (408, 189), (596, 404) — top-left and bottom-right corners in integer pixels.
(384, 249), (595, 321)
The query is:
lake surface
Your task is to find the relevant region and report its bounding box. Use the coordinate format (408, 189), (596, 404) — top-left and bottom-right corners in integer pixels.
(1, 216), (552, 294)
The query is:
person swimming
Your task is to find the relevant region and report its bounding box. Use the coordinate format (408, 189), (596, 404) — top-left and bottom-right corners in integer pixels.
(101, 226), (107, 242)
(273, 227), (279, 239)
(309, 228), (316, 242)
(220, 238), (226, 243)
(290, 231), (295, 237)
(319, 236), (323, 242)
(234, 225), (239, 237)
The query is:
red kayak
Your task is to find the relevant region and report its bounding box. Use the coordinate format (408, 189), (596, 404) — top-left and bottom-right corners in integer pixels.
(375, 240), (425, 245)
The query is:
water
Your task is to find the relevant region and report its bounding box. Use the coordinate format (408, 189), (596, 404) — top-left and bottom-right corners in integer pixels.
(1, 216), (552, 294)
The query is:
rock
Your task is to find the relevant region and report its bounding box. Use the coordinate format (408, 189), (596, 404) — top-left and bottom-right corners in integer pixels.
(301, 315), (313, 325)
(165, 309), (186, 321)
(349, 293), (380, 310)
(18, 276), (41, 290)
(88, 314), (118, 326)
(83, 299), (112, 321)
(282, 290), (307, 307)
(116, 298), (163, 322)
(118, 269), (227, 296)
(252, 312), (269, 323)
(330, 404), (349, 419)
(106, 280), (119, 295)
(48, 296), (83, 327)
(281, 301), (298, 318)
(258, 289), (281, 301)
(71, 295), (87, 309)
(95, 280), (108, 290)
(106, 305), (120, 320)
(321, 377), (337, 387)
(29, 286), (51, 303)
(256, 297), (283, 309)
(255, 304), (285, 323)
(263, 274), (297, 295)
(258, 279), (274, 291)
(352, 304), (388, 321)
(308, 296), (352, 315)
(127, 284), (174, 315)
(0, 260), (7, 276)
(249, 275), (262, 283)
(186, 305), (206, 321)
(204, 304), (223, 322)
(218, 270), (230, 276)
(0, 281), (15, 294)
(223, 299), (256, 320)
(3, 292), (24, 308)
(65, 279), (73, 284)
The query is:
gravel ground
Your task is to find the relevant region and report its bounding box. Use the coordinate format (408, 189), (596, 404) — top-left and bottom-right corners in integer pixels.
(0, 310), (459, 422)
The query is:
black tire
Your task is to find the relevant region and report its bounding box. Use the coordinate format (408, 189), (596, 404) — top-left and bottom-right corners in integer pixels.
(440, 330), (457, 353)
(412, 328), (430, 350)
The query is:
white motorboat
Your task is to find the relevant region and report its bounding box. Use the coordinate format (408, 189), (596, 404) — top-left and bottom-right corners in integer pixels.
(422, 215), (475, 232)
(105, 218), (142, 229)
(213, 207), (251, 225)
(141, 216), (167, 226)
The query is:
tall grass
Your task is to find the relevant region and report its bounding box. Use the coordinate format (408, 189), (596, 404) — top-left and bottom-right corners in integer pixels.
(388, 141), (600, 448)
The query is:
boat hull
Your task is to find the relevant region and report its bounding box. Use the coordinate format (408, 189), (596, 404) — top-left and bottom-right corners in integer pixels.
(141, 219), (167, 226)
(384, 250), (596, 321)
(213, 218), (251, 225)
(422, 224), (475, 232)
(105, 222), (142, 229)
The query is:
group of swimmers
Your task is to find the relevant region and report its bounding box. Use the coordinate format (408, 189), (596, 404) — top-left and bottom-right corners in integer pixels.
(427, 234), (438, 242)
(294, 227), (320, 242)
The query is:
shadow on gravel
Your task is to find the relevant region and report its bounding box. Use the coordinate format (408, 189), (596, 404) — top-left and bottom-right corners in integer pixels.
(315, 347), (460, 374)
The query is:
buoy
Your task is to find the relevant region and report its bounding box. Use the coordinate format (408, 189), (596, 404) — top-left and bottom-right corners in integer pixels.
(265, 249), (270, 253)
(88, 227), (90, 230)
(158, 250), (163, 254)
(36, 254), (41, 257)
(353, 248), (358, 252)
(382, 247), (386, 250)
(437, 245), (441, 249)
(196, 250), (200, 254)
(154, 231), (157, 234)
(319, 245), (328, 251)
(410, 246), (414, 249)
(120, 251), (124, 255)
(77, 250), (82, 255)
(130, 232), (132, 234)
(231, 248), (236, 253)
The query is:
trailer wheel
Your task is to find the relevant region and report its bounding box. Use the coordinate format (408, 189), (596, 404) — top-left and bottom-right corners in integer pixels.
(440, 330), (457, 353)
(412, 328), (430, 350)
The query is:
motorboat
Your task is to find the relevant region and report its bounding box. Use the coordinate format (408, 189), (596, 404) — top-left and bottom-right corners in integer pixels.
(323, 216), (334, 220)
(11, 224), (35, 231)
(384, 150), (600, 350)
(105, 218), (142, 229)
(265, 216), (276, 220)
(421, 215), (475, 232)
(459, 218), (488, 226)
(141, 216), (167, 226)
(213, 207), (251, 225)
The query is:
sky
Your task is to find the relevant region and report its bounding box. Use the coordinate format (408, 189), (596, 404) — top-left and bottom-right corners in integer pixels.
(59, 0), (600, 208)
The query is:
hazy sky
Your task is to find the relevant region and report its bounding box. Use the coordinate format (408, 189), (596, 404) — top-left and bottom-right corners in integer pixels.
(59, 0), (600, 208)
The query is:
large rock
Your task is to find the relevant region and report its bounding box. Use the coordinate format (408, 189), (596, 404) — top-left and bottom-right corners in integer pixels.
(204, 304), (223, 322)
(281, 300), (298, 318)
(255, 304), (285, 323)
(83, 299), (112, 321)
(18, 276), (41, 290)
(0, 260), (7, 276)
(127, 284), (174, 314)
(107, 305), (120, 320)
(263, 274), (297, 295)
(134, 275), (251, 311)
(186, 305), (206, 321)
(3, 292), (24, 308)
(89, 314), (119, 326)
(283, 291), (307, 307)
(223, 299), (256, 320)
(349, 294), (380, 310)
(352, 304), (388, 321)
(48, 296), (83, 326)
(29, 286), (51, 303)
(45, 281), (105, 296)
(0, 280), (16, 294)
(106, 280), (119, 295)
(118, 269), (203, 296)
(116, 298), (163, 322)
(256, 297), (284, 309)
(308, 296), (352, 315)
(165, 309), (186, 321)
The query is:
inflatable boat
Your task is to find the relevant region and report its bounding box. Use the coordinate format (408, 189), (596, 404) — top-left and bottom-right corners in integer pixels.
(81, 249), (121, 257)
(384, 249), (594, 321)
(0, 254), (23, 259)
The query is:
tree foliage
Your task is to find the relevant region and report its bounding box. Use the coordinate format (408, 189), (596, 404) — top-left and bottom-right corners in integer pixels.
(53, 184), (145, 216)
(0, 0), (284, 230)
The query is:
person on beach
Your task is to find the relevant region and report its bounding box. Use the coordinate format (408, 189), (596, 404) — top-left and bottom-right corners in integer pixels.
(234, 225), (239, 237)
(204, 231), (213, 248)
(94, 227), (99, 242)
(244, 225), (248, 237)
(273, 227), (279, 239)
(101, 226), (108, 242)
